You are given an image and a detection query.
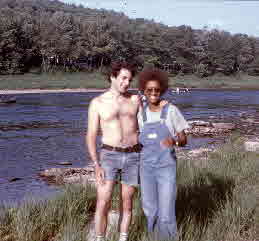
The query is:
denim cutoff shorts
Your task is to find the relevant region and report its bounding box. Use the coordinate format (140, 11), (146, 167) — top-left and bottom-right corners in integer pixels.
(99, 149), (140, 187)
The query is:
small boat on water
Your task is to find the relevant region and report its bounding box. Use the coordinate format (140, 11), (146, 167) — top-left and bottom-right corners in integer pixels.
(0, 96), (16, 104)
(171, 88), (190, 94)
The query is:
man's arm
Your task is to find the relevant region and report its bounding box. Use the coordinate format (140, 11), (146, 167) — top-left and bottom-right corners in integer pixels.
(87, 98), (100, 165)
(87, 98), (105, 184)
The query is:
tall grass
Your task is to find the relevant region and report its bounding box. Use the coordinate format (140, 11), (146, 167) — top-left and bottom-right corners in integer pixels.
(0, 71), (110, 90)
(122, 135), (259, 241)
(0, 136), (258, 241)
(0, 184), (96, 241)
(169, 73), (259, 89)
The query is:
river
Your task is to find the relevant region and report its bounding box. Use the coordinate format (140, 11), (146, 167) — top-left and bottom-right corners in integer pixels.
(1, 89), (259, 204)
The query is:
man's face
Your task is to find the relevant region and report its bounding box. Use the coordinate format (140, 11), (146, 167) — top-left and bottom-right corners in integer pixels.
(110, 68), (132, 93)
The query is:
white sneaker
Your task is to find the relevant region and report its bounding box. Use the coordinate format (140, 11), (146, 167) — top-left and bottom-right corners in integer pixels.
(118, 232), (128, 241)
(96, 235), (105, 241)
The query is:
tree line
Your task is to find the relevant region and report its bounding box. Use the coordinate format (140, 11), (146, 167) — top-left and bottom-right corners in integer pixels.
(0, 0), (259, 77)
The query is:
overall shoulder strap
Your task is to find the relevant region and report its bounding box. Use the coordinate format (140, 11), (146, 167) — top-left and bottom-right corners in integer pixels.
(160, 103), (170, 120)
(142, 103), (148, 123)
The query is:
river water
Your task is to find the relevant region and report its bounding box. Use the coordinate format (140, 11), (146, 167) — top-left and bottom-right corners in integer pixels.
(1, 89), (259, 203)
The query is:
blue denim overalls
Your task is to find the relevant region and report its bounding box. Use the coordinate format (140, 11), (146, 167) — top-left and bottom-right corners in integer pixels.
(139, 103), (177, 240)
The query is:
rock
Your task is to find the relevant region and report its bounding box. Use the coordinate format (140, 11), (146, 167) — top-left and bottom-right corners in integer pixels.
(39, 166), (96, 185)
(55, 161), (73, 166)
(188, 120), (211, 127)
(0, 97), (16, 104)
(1, 234), (13, 241)
(211, 123), (235, 129)
(39, 168), (65, 177)
(245, 118), (255, 123)
(239, 112), (246, 118)
(9, 177), (22, 182)
(244, 138), (259, 152)
(186, 121), (236, 136)
(0, 121), (64, 132)
(188, 148), (211, 157)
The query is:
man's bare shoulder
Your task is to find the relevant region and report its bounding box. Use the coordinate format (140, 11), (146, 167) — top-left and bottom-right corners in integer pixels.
(90, 92), (109, 105)
(89, 94), (104, 113)
(130, 94), (141, 106)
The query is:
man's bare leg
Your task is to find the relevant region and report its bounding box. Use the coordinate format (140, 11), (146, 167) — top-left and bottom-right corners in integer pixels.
(117, 184), (136, 241)
(95, 180), (116, 239)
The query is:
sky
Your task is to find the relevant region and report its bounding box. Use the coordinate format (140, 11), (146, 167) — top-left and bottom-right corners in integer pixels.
(61, 0), (259, 37)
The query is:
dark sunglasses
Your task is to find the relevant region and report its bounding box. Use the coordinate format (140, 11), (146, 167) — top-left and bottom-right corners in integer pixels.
(145, 88), (161, 94)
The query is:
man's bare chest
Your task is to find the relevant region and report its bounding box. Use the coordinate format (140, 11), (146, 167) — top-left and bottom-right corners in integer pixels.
(98, 100), (138, 122)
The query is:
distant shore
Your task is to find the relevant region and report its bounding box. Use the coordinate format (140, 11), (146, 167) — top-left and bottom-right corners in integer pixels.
(1, 86), (259, 95)
(1, 72), (259, 92)
(0, 88), (107, 95)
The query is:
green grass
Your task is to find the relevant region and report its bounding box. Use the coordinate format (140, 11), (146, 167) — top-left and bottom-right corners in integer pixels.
(170, 73), (259, 89)
(0, 71), (258, 90)
(0, 71), (110, 90)
(0, 135), (258, 241)
(0, 184), (97, 241)
(127, 135), (258, 241)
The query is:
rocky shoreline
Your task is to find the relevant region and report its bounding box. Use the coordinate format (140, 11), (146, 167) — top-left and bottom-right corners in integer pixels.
(39, 118), (259, 186)
(39, 137), (259, 186)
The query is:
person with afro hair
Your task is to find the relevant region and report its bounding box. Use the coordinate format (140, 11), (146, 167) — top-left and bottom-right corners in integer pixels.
(137, 68), (189, 240)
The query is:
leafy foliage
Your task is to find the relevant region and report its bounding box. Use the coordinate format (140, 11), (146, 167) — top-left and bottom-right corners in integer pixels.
(0, 0), (259, 76)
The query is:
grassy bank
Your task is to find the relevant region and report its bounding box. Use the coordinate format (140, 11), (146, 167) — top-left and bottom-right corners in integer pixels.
(172, 73), (259, 89)
(0, 72), (259, 90)
(0, 72), (109, 90)
(0, 135), (258, 241)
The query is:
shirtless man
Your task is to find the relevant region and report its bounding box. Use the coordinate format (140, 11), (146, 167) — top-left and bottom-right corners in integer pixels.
(87, 62), (141, 241)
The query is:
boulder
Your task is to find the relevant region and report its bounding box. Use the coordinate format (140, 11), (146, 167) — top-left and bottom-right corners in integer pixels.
(244, 138), (259, 152)
(211, 123), (235, 129)
(186, 121), (236, 136)
(0, 121), (64, 132)
(188, 120), (212, 127)
(39, 166), (95, 185)
(55, 161), (73, 166)
(9, 177), (22, 182)
(0, 96), (16, 104)
(188, 148), (211, 157)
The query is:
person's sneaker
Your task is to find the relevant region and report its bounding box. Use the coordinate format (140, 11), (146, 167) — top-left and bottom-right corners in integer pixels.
(118, 232), (128, 241)
(96, 235), (105, 241)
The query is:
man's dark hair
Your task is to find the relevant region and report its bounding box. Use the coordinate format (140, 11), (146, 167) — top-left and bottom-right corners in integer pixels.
(107, 61), (137, 82)
(138, 68), (169, 95)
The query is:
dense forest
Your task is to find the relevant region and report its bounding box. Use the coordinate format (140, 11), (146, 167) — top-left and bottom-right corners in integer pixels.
(0, 0), (259, 77)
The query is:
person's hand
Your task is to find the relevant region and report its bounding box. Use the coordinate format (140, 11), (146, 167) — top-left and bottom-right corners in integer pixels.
(95, 165), (105, 185)
(160, 137), (175, 148)
(159, 99), (169, 107)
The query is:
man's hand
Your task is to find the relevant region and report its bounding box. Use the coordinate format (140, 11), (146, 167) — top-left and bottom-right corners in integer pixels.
(95, 165), (105, 185)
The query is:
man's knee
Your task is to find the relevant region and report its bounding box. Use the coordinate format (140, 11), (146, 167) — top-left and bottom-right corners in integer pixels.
(96, 181), (114, 211)
(121, 196), (134, 213)
(97, 198), (111, 211)
(120, 184), (135, 213)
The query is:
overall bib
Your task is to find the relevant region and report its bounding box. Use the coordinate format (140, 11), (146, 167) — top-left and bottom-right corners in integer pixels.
(139, 104), (177, 240)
